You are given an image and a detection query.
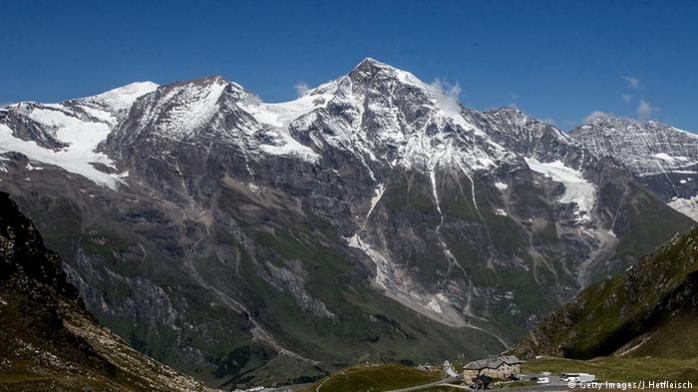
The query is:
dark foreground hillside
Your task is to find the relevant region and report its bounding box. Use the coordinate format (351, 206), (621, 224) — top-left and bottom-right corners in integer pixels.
(0, 192), (213, 391)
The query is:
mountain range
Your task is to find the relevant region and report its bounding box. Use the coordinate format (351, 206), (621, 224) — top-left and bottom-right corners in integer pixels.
(0, 58), (695, 387)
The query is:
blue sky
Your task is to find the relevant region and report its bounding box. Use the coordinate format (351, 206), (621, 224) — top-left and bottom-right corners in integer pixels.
(1, 0), (697, 130)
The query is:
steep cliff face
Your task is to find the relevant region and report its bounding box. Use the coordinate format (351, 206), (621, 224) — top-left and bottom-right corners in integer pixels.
(0, 58), (692, 386)
(571, 116), (698, 221)
(511, 226), (698, 360)
(0, 192), (213, 391)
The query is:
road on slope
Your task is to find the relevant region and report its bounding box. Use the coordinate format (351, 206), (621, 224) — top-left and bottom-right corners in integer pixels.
(383, 377), (456, 392)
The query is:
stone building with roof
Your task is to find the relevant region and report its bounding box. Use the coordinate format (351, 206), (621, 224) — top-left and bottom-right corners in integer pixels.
(463, 355), (522, 379)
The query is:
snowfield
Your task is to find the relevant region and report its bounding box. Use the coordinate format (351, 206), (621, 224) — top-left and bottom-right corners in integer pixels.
(0, 120), (123, 188)
(669, 195), (698, 222)
(0, 82), (157, 189)
(525, 157), (597, 222)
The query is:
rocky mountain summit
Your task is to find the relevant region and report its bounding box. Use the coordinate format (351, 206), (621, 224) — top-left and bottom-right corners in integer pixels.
(0, 192), (214, 391)
(0, 58), (692, 386)
(571, 116), (698, 221)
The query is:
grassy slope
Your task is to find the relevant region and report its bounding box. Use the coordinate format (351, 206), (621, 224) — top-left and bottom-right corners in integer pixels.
(600, 182), (695, 279)
(510, 225), (698, 389)
(512, 225), (698, 359)
(305, 364), (442, 392)
(628, 314), (698, 358)
(523, 356), (698, 384)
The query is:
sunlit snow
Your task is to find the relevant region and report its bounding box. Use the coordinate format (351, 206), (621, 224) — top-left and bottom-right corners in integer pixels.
(0, 82), (158, 189)
(669, 195), (698, 222)
(525, 157), (597, 222)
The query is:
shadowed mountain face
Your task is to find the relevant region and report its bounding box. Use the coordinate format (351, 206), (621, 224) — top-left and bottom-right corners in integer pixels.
(0, 59), (692, 386)
(511, 225), (698, 362)
(0, 192), (213, 391)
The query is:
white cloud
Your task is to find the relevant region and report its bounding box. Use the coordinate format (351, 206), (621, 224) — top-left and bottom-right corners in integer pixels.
(621, 94), (632, 103)
(294, 82), (309, 97)
(541, 118), (557, 125)
(624, 76), (640, 89)
(637, 100), (658, 120)
(585, 110), (611, 123)
(428, 78), (462, 116)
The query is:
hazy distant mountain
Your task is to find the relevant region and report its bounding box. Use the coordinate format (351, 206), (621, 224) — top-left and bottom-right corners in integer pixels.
(0, 58), (691, 386)
(572, 116), (698, 221)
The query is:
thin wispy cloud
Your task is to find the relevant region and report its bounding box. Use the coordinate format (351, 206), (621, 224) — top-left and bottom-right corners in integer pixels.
(624, 76), (641, 89)
(294, 82), (309, 97)
(637, 100), (658, 120)
(621, 94), (632, 103)
(428, 78), (462, 116)
(585, 110), (611, 123)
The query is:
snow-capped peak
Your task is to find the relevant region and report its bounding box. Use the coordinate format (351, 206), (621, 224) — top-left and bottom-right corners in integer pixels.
(487, 106), (526, 119)
(351, 57), (406, 75)
(571, 115), (698, 220)
(81, 81), (159, 113)
(578, 114), (638, 132)
(125, 76), (231, 139)
(280, 58), (509, 172)
(575, 114), (698, 140)
(0, 60), (591, 190)
(353, 57), (388, 68)
(0, 81), (159, 189)
(349, 57), (430, 91)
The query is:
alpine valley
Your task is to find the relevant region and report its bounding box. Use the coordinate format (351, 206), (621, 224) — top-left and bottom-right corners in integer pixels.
(0, 58), (696, 388)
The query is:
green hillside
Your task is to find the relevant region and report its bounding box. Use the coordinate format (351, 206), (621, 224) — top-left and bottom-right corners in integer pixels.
(511, 225), (698, 378)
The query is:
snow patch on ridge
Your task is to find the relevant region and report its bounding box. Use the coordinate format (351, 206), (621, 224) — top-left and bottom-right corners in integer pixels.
(0, 122), (122, 188)
(257, 131), (320, 162)
(525, 158), (597, 222)
(0, 83), (158, 188)
(426, 297), (443, 314)
(238, 83), (337, 163)
(366, 183), (385, 222)
(84, 82), (159, 114)
(652, 152), (691, 164)
(668, 195), (698, 222)
(241, 81), (336, 128)
(494, 208), (507, 216)
(494, 182), (508, 191)
(163, 79), (227, 134)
